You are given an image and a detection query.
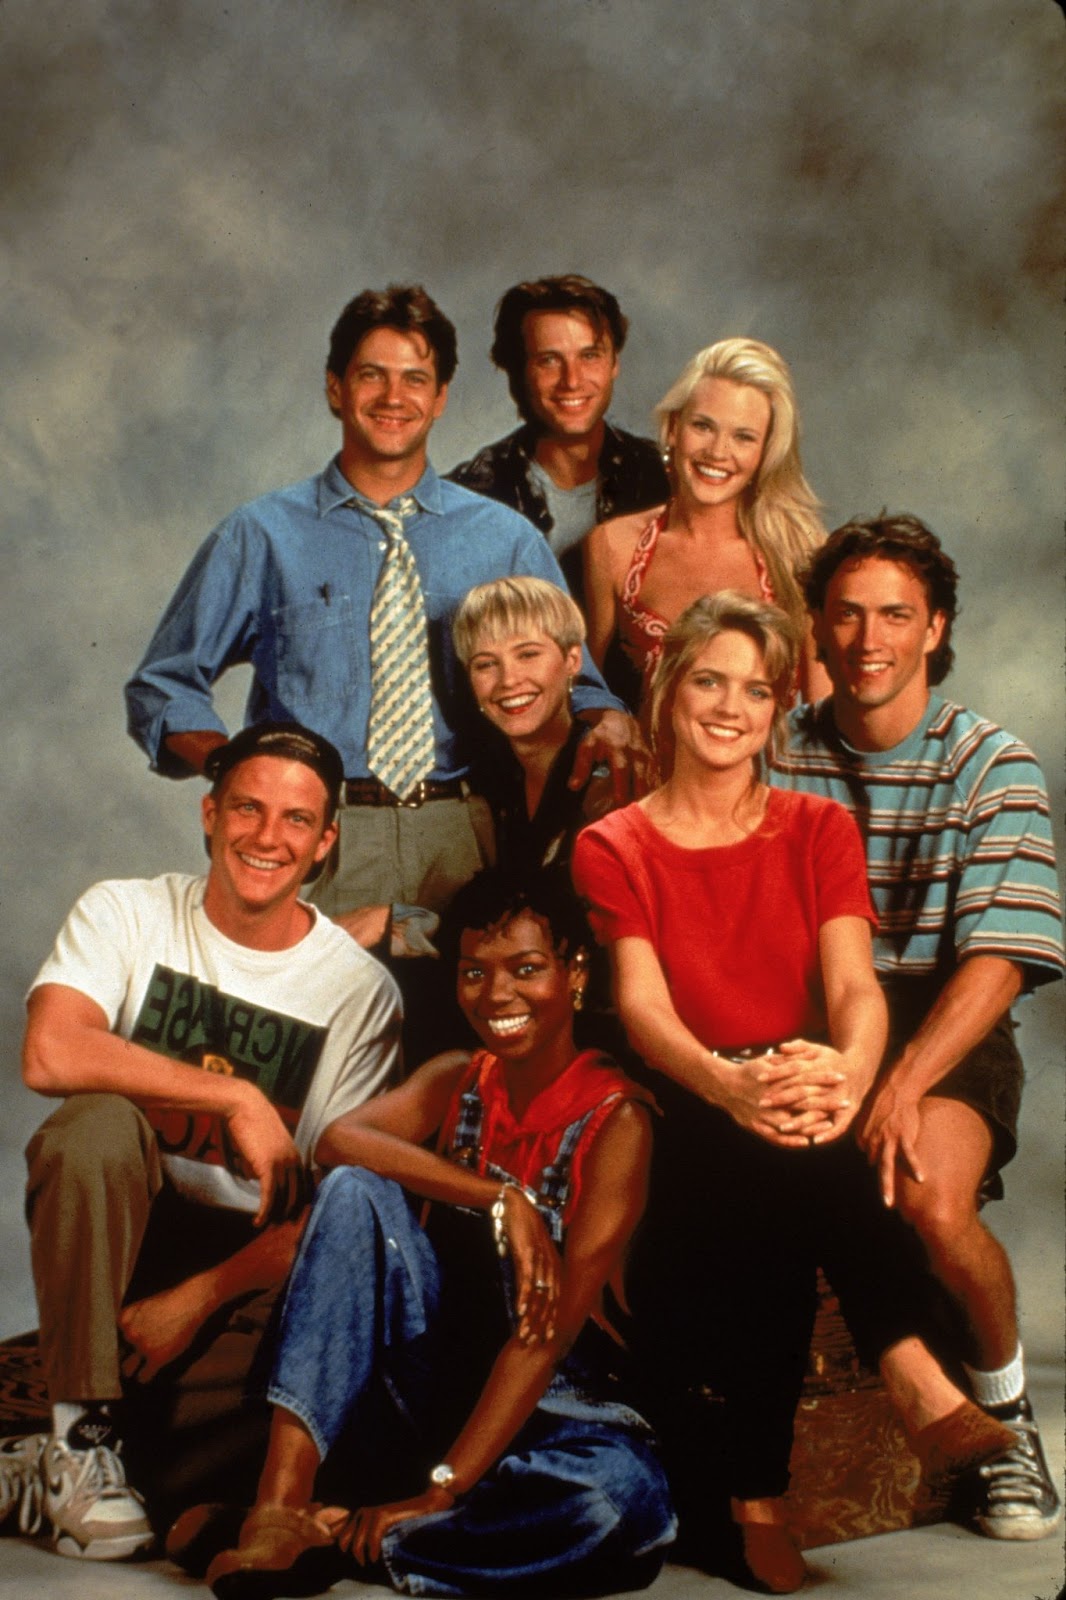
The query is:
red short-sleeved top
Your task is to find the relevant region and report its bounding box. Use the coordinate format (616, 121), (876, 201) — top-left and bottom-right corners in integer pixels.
(572, 788), (875, 1052)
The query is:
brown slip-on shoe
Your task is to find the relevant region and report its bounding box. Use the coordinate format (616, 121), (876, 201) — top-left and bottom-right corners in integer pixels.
(165, 1503), (245, 1578)
(913, 1399), (1017, 1484)
(206, 1503), (344, 1600)
(730, 1499), (808, 1594)
(736, 1523), (808, 1594)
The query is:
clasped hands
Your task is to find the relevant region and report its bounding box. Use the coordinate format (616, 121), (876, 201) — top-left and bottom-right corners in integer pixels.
(715, 1039), (868, 1149)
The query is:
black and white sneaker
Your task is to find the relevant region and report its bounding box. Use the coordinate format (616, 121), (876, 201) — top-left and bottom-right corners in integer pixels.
(969, 1394), (1062, 1541)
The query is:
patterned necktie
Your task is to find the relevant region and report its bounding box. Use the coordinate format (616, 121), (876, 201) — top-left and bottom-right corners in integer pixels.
(358, 495), (436, 800)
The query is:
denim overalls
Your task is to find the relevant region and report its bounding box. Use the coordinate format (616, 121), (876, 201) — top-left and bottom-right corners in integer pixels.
(267, 1079), (676, 1596)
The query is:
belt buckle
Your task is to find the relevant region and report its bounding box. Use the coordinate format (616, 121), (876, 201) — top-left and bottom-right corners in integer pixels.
(399, 781), (426, 809)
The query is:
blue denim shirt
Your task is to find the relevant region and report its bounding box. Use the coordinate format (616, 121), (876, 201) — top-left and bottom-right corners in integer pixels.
(125, 459), (624, 779)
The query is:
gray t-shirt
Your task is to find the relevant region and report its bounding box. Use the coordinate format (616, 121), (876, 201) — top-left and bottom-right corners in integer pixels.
(528, 459), (600, 558)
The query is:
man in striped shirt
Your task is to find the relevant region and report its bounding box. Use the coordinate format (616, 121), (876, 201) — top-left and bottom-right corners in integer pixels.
(772, 514), (1063, 1542)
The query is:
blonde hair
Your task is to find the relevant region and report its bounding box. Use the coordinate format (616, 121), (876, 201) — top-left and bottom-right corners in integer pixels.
(452, 576), (586, 666)
(655, 338), (825, 625)
(644, 591), (799, 783)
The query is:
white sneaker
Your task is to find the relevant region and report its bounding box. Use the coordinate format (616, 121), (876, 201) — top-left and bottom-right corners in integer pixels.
(0, 1433), (47, 1537)
(42, 1434), (154, 1560)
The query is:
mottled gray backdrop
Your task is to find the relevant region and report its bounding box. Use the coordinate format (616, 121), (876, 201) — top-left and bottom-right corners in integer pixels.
(2, 1), (1063, 1361)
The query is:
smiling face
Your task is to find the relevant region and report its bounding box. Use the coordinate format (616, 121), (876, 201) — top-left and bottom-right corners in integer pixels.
(669, 376), (771, 511)
(669, 630), (777, 779)
(521, 309), (619, 441)
(325, 325), (448, 472)
(466, 628), (581, 747)
(457, 910), (582, 1066)
(813, 556), (945, 748)
(201, 755), (337, 938)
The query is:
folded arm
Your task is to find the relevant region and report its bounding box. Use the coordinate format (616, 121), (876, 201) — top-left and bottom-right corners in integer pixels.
(24, 984), (304, 1225)
(318, 1052), (562, 1338)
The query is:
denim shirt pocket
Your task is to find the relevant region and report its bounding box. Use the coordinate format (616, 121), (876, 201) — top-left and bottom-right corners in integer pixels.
(267, 595), (358, 720)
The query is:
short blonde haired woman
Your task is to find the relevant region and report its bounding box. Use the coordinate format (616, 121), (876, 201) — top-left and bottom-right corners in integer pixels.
(453, 577), (613, 871)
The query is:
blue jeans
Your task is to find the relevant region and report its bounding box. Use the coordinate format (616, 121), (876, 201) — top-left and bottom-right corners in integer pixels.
(269, 1167), (675, 1596)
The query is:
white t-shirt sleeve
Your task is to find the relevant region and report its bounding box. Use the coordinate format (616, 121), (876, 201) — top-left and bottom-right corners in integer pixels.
(294, 951), (402, 1167)
(29, 880), (144, 1025)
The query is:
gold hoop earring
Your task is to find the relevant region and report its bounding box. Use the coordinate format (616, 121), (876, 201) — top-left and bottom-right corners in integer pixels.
(571, 986), (585, 1012)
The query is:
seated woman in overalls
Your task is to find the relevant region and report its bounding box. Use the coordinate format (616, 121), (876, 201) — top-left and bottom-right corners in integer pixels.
(173, 866), (675, 1599)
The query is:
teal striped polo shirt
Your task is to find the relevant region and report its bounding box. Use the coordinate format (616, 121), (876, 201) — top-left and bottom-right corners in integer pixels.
(771, 695), (1064, 987)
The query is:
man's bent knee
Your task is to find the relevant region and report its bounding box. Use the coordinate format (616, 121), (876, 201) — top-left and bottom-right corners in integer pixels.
(895, 1174), (982, 1260)
(26, 1094), (162, 1208)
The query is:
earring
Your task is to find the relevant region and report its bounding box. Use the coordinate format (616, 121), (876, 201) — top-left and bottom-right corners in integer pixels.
(661, 444), (673, 468)
(571, 949), (588, 1011)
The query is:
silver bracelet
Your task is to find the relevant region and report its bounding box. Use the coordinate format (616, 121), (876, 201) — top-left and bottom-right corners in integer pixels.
(490, 1180), (538, 1258)
(490, 1185), (510, 1258)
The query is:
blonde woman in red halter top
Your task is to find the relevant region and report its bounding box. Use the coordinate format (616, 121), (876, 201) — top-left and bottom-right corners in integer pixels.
(583, 337), (831, 707)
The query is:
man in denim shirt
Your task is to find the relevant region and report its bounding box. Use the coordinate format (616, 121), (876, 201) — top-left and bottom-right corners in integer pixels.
(449, 275), (668, 608)
(126, 287), (639, 946)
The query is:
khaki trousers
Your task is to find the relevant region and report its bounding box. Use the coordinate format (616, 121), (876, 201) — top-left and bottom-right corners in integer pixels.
(307, 790), (494, 917)
(25, 1094), (275, 1524)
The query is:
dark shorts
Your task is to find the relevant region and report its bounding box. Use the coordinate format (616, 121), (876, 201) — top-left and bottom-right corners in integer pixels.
(883, 986), (1023, 1203)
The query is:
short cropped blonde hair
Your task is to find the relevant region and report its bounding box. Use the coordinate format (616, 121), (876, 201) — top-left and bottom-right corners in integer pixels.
(452, 576), (586, 667)
(645, 591), (799, 782)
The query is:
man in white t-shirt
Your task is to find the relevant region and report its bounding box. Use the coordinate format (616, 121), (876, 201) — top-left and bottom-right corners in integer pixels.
(1, 723), (401, 1561)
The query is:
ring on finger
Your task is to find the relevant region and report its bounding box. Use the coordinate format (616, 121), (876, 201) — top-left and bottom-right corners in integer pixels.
(533, 1279), (550, 1291)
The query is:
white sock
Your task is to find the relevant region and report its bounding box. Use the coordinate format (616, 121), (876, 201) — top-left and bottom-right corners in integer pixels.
(964, 1344), (1025, 1409)
(51, 1400), (116, 1443)
(51, 1401), (88, 1440)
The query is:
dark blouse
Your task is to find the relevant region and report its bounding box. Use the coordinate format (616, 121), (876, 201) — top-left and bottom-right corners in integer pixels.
(472, 721), (605, 873)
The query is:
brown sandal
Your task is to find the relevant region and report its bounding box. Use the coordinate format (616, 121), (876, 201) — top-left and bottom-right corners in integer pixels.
(206, 1503), (345, 1599)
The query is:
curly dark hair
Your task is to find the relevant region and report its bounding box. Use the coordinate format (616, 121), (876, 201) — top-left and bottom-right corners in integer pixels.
(489, 275), (628, 423)
(440, 866), (591, 966)
(327, 285), (458, 387)
(800, 512), (959, 684)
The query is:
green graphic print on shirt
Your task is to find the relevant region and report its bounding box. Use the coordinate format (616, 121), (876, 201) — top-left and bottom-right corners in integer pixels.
(131, 963), (327, 1169)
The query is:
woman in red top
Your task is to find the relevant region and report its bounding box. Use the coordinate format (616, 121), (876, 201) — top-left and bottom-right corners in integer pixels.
(582, 338), (830, 707)
(182, 867), (674, 1600)
(571, 592), (1013, 1593)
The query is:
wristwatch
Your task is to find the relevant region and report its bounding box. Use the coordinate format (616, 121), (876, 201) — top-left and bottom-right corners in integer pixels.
(429, 1463), (457, 1494)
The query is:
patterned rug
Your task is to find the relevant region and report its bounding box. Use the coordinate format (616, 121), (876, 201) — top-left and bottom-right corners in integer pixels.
(0, 1305), (945, 1548)
(0, 1333), (48, 1432)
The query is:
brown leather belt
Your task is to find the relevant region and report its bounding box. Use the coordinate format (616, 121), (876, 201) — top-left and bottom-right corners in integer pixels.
(343, 776), (467, 809)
